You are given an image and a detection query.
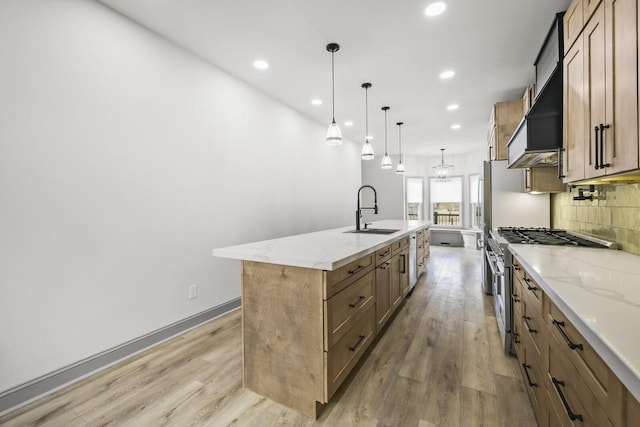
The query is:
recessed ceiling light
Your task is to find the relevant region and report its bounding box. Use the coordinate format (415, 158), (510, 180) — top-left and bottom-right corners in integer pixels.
(344, 121), (354, 126)
(446, 104), (459, 111)
(311, 99), (323, 106)
(451, 124), (461, 130)
(425, 2), (447, 17)
(439, 70), (455, 79)
(253, 60), (269, 70)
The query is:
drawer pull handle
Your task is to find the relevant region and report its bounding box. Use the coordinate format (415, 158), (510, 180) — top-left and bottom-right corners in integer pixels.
(522, 363), (537, 387)
(348, 265), (365, 275)
(523, 278), (537, 292)
(511, 294), (520, 303)
(552, 378), (584, 422)
(513, 332), (520, 344)
(378, 251), (389, 257)
(349, 335), (366, 352)
(522, 316), (537, 334)
(378, 262), (390, 270)
(349, 295), (366, 308)
(400, 254), (406, 274)
(552, 319), (584, 351)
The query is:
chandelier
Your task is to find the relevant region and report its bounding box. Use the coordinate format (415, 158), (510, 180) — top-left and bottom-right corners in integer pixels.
(433, 148), (453, 182)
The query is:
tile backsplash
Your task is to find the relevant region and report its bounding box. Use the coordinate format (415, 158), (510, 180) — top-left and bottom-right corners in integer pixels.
(551, 183), (640, 255)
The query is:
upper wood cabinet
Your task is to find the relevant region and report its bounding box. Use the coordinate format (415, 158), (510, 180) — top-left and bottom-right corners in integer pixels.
(565, 0), (585, 52)
(488, 99), (524, 161)
(562, 0), (639, 182)
(525, 167), (566, 193)
(564, 26), (587, 182)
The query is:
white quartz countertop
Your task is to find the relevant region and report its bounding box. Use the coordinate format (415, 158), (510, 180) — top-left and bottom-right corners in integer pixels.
(509, 244), (640, 402)
(212, 220), (430, 270)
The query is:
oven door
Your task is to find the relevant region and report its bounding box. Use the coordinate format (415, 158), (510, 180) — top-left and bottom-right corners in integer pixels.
(485, 248), (509, 352)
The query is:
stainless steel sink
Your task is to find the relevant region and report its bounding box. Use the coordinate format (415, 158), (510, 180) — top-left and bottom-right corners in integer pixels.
(344, 228), (400, 235)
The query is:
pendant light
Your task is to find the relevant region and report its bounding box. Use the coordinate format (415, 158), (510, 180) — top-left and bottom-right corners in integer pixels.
(381, 106), (392, 169)
(433, 148), (453, 181)
(361, 83), (374, 160)
(395, 122), (406, 174)
(325, 43), (342, 146)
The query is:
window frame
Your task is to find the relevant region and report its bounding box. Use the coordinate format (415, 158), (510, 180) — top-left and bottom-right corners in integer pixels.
(428, 175), (464, 228)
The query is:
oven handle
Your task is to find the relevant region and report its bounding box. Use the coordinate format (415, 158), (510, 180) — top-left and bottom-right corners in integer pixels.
(485, 250), (504, 277)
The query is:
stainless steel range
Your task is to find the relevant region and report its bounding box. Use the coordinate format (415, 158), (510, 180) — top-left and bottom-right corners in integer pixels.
(484, 227), (616, 356)
(497, 227), (616, 248)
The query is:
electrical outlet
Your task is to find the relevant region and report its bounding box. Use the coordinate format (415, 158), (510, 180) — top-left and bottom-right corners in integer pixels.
(188, 284), (198, 300)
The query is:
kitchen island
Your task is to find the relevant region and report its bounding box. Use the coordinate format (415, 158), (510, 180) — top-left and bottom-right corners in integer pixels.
(212, 220), (431, 418)
(508, 244), (640, 425)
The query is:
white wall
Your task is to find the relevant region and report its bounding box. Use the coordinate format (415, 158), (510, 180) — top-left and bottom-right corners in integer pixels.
(0, 0), (361, 392)
(363, 150), (484, 227)
(360, 156), (405, 221)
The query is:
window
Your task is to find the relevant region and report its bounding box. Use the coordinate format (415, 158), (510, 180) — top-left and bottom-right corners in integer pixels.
(469, 174), (482, 229)
(406, 177), (423, 220)
(429, 176), (462, 227)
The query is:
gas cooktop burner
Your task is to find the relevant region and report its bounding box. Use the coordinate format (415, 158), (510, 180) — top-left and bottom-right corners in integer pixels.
(497, 227), (610, 248)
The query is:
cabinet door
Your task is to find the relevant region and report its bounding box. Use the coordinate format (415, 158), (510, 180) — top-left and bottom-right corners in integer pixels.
(400, 249), (410, 296)
(584, 0), (638, 179)
(565, 0), (585, 54)
(375, 261), (391, 333)
(603, 0), (638, 175)
(389, 254), (402, 311)
(563, 33), (587, 182)
(584, 3), (607, 179)
(584, 0), (604, 22)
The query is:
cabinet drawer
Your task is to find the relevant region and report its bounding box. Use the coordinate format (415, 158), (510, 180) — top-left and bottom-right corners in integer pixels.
(521, 296), (543, 358)
(513, 303), (524, 358)
(545, 299), (624, 425)
(516, 268), (542, 311)
(375, 244), (393, 265)
(324, 270), (375, 350)
(521, 346), (545, 422)
(324, 253), (375, 298)
(325, 305), (375, 401)
(392, 236), (409, 254)
(546, 334), (613, 427)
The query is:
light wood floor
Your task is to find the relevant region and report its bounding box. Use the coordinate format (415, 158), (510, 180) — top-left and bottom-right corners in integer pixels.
(0, 246), (537, 427)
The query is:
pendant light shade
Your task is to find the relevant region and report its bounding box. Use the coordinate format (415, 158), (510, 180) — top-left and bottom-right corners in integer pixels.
(381, 106), (392, 169)
(395, 122), (406, 174)
(361, 83), (374, 160)
(433, 148), (453, 181)
(326, 43), (342, 146)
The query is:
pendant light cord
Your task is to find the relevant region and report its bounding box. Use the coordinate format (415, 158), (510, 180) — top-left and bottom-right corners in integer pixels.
(398, 123), (403, 163)
(331, 51), (336, 122)
(384, 109), (388, 154)
(365, 87), (369, 140)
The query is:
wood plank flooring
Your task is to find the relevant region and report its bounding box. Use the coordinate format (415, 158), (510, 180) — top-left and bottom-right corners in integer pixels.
(0, 246), (537, 426)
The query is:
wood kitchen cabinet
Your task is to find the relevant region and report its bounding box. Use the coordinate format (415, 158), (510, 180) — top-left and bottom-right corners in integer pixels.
(524, 167), (566, 193)
(512, 253), (640, 427)
(512, 257), (549, 426)
(416, 226), (430, 274)
(215, 222), (428, 419)
(375, 251), (392, 333)
(377, 237), (410, 332)
(562, 0), (639, 183)
(488, 99), (524, 161)
(243, 235), (413, 419)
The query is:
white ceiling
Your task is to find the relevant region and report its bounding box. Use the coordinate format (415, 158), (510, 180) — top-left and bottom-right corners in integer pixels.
(98, 0), (572, 157)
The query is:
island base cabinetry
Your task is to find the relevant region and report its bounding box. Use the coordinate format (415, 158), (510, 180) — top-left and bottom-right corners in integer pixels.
(241, 233), (414, 419)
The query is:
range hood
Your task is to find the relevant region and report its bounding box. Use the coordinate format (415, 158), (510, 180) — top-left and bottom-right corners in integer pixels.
(507, 66), (563, 169)
(507, 12), (564, 169)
